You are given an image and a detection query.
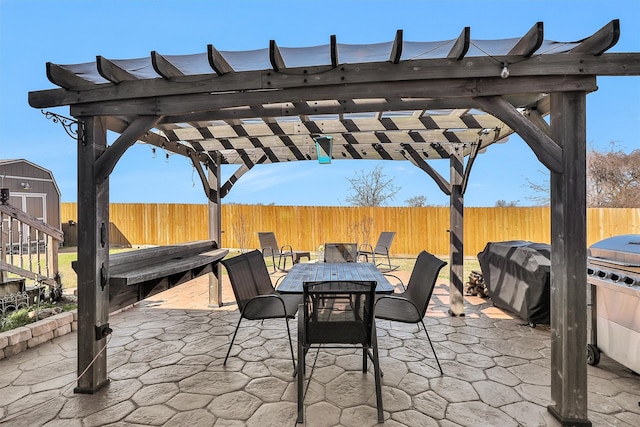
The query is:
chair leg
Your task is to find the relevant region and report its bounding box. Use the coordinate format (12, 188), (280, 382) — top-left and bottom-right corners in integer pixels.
(371, 322), (384, 423)
(420, 319), (443, 375)
(285, 318), (296, 374)
(297, 312), (305, 423)
(224, 315), (243, 365)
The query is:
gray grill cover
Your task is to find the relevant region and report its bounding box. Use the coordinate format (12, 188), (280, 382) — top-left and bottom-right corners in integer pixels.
(478, 241), (551, 325)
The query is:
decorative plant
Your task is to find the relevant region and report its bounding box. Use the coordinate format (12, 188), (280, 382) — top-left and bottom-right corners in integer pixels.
(232, 214), (249, 253)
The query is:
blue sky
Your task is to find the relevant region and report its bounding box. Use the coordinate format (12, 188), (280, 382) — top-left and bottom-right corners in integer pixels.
(1, 0), (638, 207)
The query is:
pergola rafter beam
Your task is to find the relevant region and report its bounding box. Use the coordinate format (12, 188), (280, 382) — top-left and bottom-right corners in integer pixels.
(96, 56), (137, 84)
(330, 35), (338, 68)
(32, 53), (640, 109)
(159, 95), (545, 124)
(448, 27), (470, 60)
(46, 62), (95, 90)
(152, 51), (185, 79)
(390, 30), (403, 63)
(208, 44), (234, 75)
(163, 115), (506, 141)
(270, 40), (285, 72)
(509, 22), (544, 57)
(570, 19), (620, 56)
(184, 131), (489, 150)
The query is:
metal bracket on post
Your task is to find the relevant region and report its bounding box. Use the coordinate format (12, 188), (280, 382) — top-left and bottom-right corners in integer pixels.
(42, 110), (79, 141)
(100, 263), (107, 291)
(100, 222), (106, 248)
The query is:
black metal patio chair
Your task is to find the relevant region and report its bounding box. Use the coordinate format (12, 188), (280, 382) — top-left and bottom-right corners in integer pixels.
(221, 250), (303, 373)
(258, 231), (306, 272)
(357, 231), (398, 271)
(297, 280), (383, 424)
(374, 250), (447, 374)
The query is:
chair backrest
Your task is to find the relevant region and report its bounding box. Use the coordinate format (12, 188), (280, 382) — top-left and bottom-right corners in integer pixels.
(221, 249), (275, 310)
(324, 243), (358, 262)
(374, 232), (396, 255)
(245, 249), (279, 294)
(302, 280), (376, 345)
(258, 232), (279, 254)
(404, 250), (448, 316)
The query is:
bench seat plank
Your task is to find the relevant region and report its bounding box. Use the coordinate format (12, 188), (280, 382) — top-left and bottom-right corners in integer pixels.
(110, 248), (228, 287)
(108, 240), (218, 267)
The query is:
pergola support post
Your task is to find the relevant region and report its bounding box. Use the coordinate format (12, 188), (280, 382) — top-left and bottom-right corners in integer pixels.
(74, 117), (111, 393)
(547, 91), (590, 425)
(207, 155), (223, 307)
(448, 146), (465, 316)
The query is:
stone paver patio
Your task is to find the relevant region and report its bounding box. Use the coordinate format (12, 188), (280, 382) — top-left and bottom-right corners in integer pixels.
(0, 271), (638, 426)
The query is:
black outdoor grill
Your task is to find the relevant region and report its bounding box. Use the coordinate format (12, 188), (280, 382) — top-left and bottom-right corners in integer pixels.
(586, 234), (640, 374)
(477, 241), (551, 326)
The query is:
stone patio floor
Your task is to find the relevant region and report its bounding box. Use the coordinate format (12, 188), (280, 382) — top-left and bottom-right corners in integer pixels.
(0, 271), (638, 427)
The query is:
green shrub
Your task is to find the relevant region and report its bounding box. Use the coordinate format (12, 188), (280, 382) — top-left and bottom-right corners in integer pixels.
(0, 308), (32, 333)
(0, 300), (78, 333)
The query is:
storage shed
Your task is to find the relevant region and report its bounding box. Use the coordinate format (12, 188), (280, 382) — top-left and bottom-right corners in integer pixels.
(0, 159), (61, 231)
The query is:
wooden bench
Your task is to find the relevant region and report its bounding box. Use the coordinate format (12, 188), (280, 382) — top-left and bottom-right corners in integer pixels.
(72, 240), (228, 310)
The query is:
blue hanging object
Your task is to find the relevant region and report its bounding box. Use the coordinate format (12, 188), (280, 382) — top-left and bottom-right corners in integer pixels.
(315, 135), (333, 164)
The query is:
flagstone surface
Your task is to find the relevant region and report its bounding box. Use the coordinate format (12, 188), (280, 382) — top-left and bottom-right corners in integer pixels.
(0, 271), (638, 426)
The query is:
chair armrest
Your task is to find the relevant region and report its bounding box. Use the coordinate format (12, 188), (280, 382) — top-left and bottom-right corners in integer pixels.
(244, 293), (287, 313)
(374, 294), (420, 316)
(262, 246), (275, 256)
(358, 243), (373, 254)
(382, 273), (405, 291)
(280, 245), (294, 254)
(274, 274), (287, 288)
(374, 245), (389, 254)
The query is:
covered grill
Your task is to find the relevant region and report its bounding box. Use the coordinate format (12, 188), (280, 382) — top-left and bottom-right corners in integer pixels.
(586, 234), (640, 373)
(477, 241), (551, 326)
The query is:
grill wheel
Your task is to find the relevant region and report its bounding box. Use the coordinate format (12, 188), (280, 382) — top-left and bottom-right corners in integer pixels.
(587, 344), (601, 366)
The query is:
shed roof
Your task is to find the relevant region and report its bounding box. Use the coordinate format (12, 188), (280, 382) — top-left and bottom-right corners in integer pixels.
(0, 158), (61, 197)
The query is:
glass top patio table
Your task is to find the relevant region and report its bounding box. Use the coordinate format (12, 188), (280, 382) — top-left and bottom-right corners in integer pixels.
(276, 262), (394, 294)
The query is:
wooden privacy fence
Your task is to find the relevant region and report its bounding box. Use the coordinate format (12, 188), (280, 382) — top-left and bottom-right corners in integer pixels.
(60, 203), (640, 257)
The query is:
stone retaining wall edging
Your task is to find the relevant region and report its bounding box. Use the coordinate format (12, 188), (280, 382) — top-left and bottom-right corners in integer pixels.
(0, 310), (78, 360)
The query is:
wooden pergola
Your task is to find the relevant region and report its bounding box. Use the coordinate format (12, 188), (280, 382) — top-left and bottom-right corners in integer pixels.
(29, 20), (640, 425)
